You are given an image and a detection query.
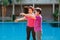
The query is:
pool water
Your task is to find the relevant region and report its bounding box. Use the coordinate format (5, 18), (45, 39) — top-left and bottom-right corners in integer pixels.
(0, 22), (60, 40)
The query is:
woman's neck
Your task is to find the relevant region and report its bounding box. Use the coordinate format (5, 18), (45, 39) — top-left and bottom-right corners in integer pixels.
(29, 13), (33, 14)
(36, 14), (41, 16)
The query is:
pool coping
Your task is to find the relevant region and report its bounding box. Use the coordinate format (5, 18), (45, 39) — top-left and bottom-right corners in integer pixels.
(0, 22), (60, 23)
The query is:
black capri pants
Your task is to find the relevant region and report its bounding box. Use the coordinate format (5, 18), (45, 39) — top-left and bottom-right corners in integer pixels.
(26, 26), (36, 40)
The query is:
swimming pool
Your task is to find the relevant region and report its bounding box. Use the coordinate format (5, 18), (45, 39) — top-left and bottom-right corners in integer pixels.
(0, 22), (60, 40)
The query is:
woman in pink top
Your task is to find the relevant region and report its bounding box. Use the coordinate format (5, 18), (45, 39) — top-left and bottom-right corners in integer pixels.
(15, 6), (36, 40)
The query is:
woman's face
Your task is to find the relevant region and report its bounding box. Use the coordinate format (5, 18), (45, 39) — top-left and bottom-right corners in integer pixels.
(35, 10), (39, 15)
(28, 8), (33, 14)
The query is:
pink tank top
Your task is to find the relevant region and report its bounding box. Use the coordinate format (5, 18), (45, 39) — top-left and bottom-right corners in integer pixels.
(25, 14), (35, 27)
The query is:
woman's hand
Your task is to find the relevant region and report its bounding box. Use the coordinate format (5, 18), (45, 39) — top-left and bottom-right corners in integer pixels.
(14, 17), (26, 22)
(15, 19), (18, 22)
(20, 13), (25, 16)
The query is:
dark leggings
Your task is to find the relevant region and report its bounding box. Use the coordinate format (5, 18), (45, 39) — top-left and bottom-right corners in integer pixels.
(26, 26), (36, 40)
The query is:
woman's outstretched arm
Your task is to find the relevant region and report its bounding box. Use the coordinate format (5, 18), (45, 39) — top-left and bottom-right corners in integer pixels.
(15, 17), (26, 22)
(20, 13), (36, 19)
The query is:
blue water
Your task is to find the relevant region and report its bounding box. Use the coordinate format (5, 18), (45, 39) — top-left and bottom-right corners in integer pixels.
(0, 22), (60, 40)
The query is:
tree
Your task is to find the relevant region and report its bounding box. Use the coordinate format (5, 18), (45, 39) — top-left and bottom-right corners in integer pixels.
(58, 0), (60, 27)
(16, 0), (23, 12)
(8, 0), (12, 4)
(2, 0), (12, 17)
(12, 0), (22, 21)
(59, 0), (60, 13)
(2, 0), (8, 17)
(2, 0), (12, 22)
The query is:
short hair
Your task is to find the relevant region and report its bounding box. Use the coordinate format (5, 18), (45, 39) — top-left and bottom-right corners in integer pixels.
(35, 7), (42, 14)
(35, 9), (41, 14)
